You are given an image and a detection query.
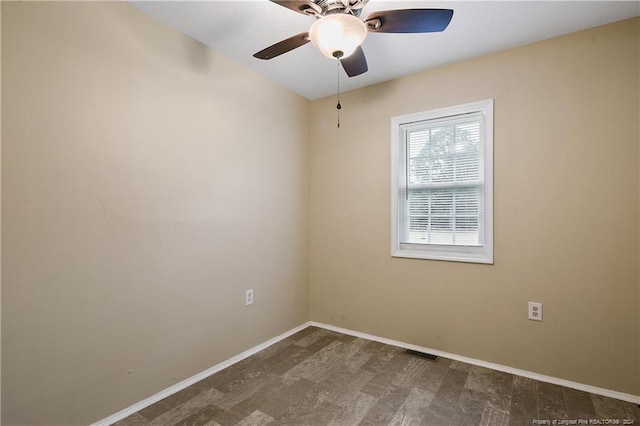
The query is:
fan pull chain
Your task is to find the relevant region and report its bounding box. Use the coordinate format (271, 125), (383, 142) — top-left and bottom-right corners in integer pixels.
(336, 58), (342, 128)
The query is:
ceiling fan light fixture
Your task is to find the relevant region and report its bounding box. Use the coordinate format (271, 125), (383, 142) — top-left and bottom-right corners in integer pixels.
(309, 14), (367, 60)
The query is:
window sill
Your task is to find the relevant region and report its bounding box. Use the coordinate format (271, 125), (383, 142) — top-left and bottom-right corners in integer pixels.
(391, 245), (493, 264)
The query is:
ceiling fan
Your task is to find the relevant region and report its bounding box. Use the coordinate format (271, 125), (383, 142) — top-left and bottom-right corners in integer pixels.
(253, 0), (454, 77)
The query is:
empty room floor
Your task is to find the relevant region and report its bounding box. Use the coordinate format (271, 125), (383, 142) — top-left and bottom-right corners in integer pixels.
(114, 327), (640, 426)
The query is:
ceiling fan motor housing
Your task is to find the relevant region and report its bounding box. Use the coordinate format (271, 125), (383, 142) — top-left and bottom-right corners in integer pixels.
(314, 0), (369, 17)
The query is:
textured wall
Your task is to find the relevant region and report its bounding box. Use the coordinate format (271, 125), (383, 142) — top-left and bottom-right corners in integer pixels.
(1, 2), (309, 424)
(309, 18), (640, 396)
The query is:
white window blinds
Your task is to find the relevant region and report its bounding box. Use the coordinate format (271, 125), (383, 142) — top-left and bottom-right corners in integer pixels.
(399, 113), (485, 247)
(391, 99), (493, 264)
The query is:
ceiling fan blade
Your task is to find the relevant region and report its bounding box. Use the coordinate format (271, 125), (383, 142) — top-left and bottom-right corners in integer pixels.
(341, 46), (368, 77)
(269, 0), (322, 16)
(365, 9), (454, 33)
(253, 32), (310, 60)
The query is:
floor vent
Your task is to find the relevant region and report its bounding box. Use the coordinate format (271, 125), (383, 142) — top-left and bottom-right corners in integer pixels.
(406, 349), (438, 361)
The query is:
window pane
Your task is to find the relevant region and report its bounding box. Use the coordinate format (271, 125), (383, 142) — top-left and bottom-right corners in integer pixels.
(455, 153), (480, 181)
(429, 127), (453, 156)
(407, 119), (481, 186)
(409, 131), (429, 157)
(403, 188), (481, 246)
(408, 157), (429, 184)
(429, 157), (454, 183)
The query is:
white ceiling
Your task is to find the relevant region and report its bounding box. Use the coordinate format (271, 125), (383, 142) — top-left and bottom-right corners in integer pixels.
(129, 0), (640, 100)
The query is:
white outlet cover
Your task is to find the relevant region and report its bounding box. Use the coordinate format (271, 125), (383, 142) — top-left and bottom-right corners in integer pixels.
(528, 302), (543, 321)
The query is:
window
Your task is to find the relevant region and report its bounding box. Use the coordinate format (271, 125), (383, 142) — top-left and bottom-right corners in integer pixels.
(391, 100), (493, 264)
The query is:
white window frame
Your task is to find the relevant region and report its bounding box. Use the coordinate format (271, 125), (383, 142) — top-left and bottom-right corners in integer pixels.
(391, 99), (494, 264)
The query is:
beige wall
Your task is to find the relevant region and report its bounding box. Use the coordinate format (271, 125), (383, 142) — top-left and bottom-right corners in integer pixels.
(310, 18), (640, 395)
(1, 2), (309, 425)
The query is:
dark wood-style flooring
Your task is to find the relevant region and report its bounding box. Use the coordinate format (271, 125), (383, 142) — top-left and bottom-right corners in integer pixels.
(114, 326), (640, 426)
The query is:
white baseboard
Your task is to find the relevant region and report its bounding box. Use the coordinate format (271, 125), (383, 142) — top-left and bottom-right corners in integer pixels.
(95, 320), (640, 425)
(309, 321), (640, 405)
(92, 322), (311, 426)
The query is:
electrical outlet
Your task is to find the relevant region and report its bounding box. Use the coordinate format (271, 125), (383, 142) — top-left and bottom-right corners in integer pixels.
(528, 302), (542, 321)
(245, 289), (254, 306)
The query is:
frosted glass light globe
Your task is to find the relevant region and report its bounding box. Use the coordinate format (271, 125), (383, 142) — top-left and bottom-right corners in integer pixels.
(309, 14), (367, 59)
